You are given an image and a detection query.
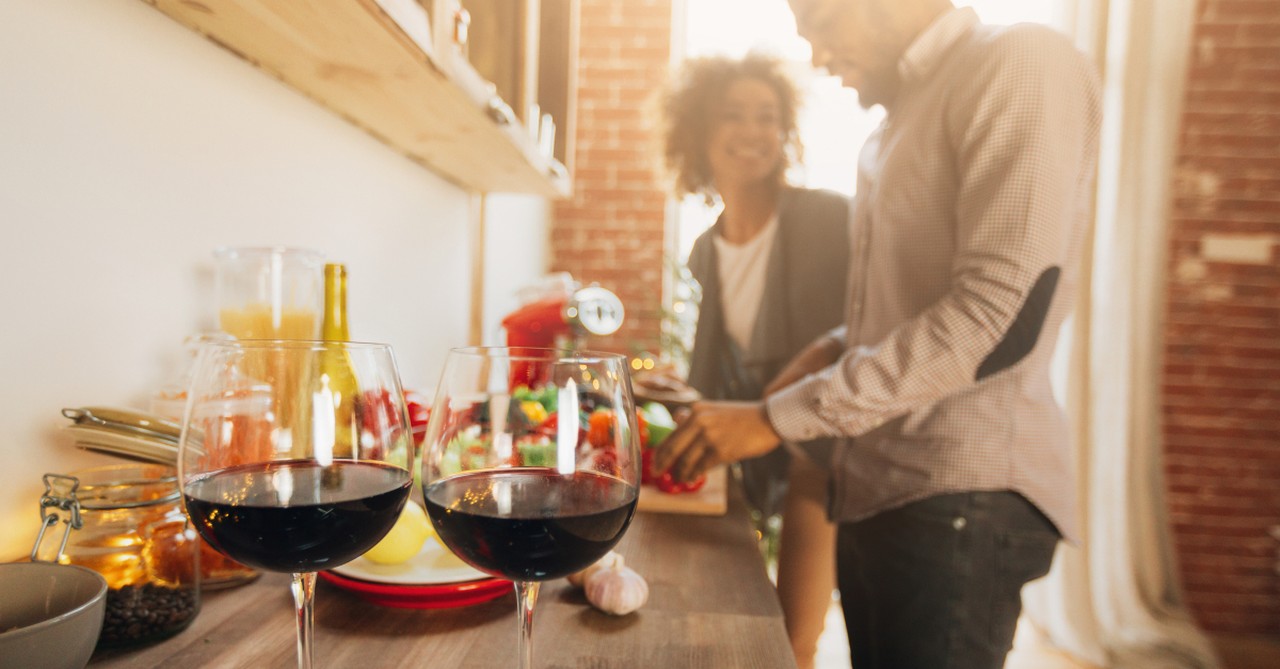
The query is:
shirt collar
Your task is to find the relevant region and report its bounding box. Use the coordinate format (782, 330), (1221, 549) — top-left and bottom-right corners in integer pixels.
(898, 7), (980, 82)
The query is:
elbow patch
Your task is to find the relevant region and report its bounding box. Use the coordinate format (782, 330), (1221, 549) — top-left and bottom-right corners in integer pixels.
(975, 267), (1061, 381)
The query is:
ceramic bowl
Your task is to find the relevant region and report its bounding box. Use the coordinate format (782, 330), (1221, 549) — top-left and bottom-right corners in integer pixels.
(0, 562), (107, 669)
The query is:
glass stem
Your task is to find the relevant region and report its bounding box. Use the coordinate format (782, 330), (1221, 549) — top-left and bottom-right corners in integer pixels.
(515, 580), (541, 669)
(291, 571), (317, 669)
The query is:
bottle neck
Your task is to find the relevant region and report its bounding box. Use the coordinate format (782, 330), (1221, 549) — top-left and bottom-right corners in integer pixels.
(322, 263), (349, 341)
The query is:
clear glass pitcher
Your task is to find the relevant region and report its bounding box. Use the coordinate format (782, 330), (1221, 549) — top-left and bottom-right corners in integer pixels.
(213, 247), (324, 340)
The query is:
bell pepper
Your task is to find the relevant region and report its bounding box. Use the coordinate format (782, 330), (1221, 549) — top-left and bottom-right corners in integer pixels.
(405, 390), (431, 447)
(521, 400), (549, 424)
(513, 384), (558, 413)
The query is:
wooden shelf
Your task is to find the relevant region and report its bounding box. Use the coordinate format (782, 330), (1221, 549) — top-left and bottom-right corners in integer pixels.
(143, 0), (569, 197)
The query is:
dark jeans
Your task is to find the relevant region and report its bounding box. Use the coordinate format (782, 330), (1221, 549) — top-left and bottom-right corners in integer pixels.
(836, 491), (1060, 669)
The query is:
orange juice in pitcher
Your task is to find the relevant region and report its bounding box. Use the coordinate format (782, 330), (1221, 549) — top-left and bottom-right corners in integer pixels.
(213, 247), (324, 458)
(218, 303), (319, 340)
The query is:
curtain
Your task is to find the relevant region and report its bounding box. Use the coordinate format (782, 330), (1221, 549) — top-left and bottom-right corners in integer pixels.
(1021, 0), (1220, 666)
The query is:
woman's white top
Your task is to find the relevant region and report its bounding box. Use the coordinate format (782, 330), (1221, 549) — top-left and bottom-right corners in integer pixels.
(712, 213), (779, 352)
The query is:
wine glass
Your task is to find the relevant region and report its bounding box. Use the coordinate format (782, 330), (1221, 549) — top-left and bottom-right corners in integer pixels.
(420, 347), (641, 669)
(178, 339), (414, 669)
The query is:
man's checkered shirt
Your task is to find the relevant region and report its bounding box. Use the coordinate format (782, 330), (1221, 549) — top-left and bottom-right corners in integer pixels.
(767, 8), (1102, 540)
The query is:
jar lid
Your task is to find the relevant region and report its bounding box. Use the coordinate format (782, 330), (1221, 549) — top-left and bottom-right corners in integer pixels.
(70, 464), (180, 509)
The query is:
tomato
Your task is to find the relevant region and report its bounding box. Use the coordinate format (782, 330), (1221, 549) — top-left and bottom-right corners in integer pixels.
(533, 411), (593, 453)
(655, 469), (706, 494)
(592, 448), (619, 476)
(587, 409), (614, 448)
(535, 412), (558, 436)
(680, 473), (707, 493)
(641, 447), (656, 485)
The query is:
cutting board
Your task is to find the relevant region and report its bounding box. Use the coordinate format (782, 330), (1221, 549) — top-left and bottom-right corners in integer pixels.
(637, 465), (728, 516)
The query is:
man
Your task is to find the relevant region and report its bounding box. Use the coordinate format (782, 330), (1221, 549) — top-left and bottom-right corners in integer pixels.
(652, 0), (1102, 667)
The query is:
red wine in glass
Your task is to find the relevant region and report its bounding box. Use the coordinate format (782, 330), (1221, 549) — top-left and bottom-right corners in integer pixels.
(184, 460), (410, 572)
(421, 347), (641, 669)
(423, 468), (636, 581)
(180, 339), (413, 669)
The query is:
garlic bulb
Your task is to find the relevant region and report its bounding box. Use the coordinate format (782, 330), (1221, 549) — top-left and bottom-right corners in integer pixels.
(584, 563), (648, 616)
(566, 550), (624, 587)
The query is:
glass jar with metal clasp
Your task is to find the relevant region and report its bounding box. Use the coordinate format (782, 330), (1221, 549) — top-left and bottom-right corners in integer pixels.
(33, 464), (201, 649)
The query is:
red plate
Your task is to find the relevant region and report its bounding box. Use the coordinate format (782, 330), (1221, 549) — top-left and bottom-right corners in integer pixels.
(319, 570), (511, 609)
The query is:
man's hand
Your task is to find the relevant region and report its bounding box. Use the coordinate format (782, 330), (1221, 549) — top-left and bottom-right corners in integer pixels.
(763, 334), (844, 397)
(651, 401), (781, 483)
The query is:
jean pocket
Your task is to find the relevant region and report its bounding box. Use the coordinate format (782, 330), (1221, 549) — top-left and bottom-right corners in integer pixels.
(990, 529), (1058, 648)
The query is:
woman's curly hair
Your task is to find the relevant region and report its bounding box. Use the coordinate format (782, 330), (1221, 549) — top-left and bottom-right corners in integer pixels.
(658, 52), (804, 204)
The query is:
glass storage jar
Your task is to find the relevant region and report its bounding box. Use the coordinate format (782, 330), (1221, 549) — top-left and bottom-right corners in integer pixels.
(47, 464), (201, 648)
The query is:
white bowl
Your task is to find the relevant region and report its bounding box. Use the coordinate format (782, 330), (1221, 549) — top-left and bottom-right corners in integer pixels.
(0, 562), (107, 669)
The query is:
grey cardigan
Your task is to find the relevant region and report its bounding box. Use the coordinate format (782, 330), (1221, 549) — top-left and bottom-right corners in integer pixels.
(685, 186), (850, 516)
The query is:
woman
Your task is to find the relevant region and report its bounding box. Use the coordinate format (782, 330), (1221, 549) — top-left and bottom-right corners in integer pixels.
(657, 52), (850, 669)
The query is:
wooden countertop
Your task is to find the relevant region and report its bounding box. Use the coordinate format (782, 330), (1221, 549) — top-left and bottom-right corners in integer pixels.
(90, 483), (797, 668)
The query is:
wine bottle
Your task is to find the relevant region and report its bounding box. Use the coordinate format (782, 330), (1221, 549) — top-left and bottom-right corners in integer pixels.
(319, 263), (358, 459)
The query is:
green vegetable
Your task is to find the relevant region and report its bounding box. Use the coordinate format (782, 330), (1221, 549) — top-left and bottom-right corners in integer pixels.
(517, 436), (557, 467)
(641, 401), (676, 446)
(441, 426), (489, 476)
(513, 385), (558, 413)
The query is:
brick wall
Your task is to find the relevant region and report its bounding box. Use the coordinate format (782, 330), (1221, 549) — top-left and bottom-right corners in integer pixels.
(551, 0), (673, 357)
(1164, 0), (1280, 636)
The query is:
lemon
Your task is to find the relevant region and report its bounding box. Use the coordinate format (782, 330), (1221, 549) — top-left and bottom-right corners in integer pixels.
(362, 499), (434, 565)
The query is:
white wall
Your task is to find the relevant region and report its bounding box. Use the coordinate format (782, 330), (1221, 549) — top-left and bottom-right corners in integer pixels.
(0, 0), (550, 559)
